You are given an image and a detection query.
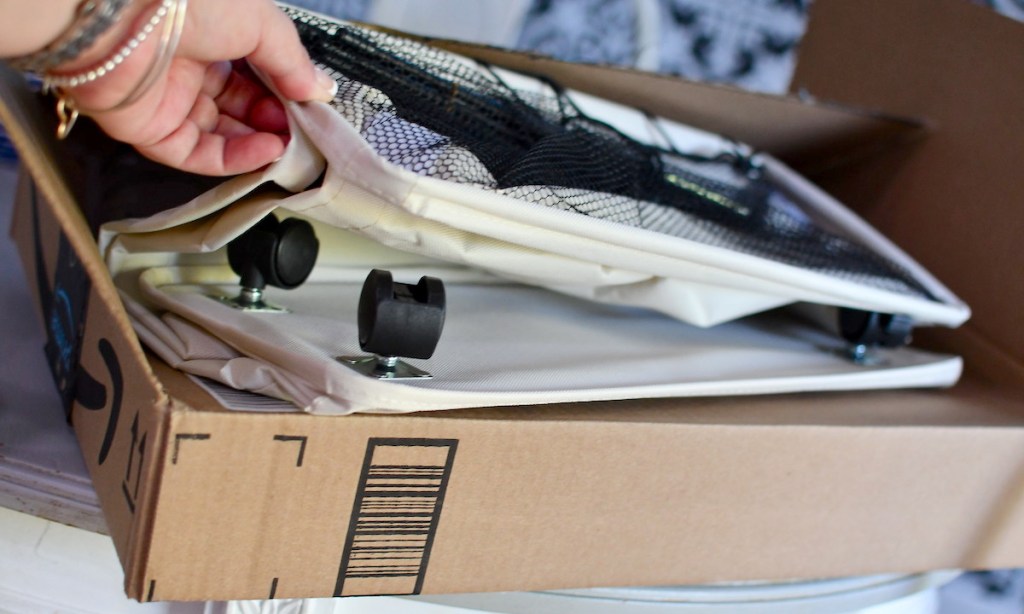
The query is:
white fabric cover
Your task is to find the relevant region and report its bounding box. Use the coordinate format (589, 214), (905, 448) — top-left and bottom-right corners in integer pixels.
(101, 189), (964, 415)
(96, 34), (970, 414)
(124, 264), (961, 415)
(102, 94), (969, 329)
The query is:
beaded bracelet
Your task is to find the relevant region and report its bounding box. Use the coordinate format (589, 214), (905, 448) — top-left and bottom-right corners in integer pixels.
(7, 0), (133, 74)
(44, 0), (176, 89)
(43, 0), (188, 139)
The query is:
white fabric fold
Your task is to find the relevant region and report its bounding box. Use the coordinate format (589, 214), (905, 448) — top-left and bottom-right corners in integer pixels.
(98, 21), (972, 413)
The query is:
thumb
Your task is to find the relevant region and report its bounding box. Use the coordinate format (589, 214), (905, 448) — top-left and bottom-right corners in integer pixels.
(245, 1), (336, 102)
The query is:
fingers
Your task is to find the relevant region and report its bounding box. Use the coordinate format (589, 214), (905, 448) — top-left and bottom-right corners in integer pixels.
(201, 60), (232, 99)
(186, 63), (232, 132)
(187, 95), (219, 133)
(214, 114), (258, 140)
(79, 0), (327, 176)
(248, 96), (289, 133)
(212, 63), (289, 133)
(90, 58), (207, 145)
(137, 118), (287, 176)
(90, 59), (291, 175)
(245, 0), (336, 103)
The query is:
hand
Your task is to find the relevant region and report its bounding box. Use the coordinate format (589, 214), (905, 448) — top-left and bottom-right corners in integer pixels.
(57, 0), (336, 176)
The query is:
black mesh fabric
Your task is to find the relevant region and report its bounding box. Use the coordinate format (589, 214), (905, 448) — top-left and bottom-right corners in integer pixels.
(284, 7), (935, 301)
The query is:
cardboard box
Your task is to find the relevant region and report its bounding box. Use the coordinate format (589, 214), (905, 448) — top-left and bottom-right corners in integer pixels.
(3, 0), (1024, 602)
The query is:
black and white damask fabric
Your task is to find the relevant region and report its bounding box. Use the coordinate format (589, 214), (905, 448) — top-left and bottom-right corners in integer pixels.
(515, 0), (1024, 94)
(512, 0), (643, 69)
(653, 0), (808, 92)
(977, 0), (1024, 20)
(284, 0), (1024, 95)
(516, 0), (808, 93)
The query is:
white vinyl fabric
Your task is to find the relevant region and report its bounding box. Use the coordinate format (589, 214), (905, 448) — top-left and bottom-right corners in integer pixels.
(122, 263), (960, 415)
(98, 165), (966, 414)
(103, 93), (969, 329)
(98, 33), (970, 414)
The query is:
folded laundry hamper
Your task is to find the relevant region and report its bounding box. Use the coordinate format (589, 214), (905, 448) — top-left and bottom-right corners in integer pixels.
(98, 6), (970, 415)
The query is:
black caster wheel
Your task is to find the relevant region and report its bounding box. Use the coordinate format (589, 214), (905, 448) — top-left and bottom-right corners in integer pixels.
(837, 308), (913, 363)
(339, 269), (446, 380)
(220, 213), (320, 312)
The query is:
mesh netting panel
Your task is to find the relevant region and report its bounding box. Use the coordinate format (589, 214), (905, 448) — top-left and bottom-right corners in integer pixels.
(284, 8), (933, 300)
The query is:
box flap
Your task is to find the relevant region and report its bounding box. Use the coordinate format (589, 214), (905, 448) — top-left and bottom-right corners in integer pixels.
(791, 0), (1024, 378)
(1, 66), (171, 587)
(411, 37), (925, 175)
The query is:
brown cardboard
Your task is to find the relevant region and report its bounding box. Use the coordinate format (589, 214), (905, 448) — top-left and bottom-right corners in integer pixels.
(8, 160), (171, 582)
(790, 0), (1024, 381)
(128, 381), (1024, 601)
(415, 37), (928, 176)
(4, 0), (1024, 602)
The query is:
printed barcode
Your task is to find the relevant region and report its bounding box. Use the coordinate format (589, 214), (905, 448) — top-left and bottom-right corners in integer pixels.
(187, 375), (297, 412)
(336, 438), (458, 596)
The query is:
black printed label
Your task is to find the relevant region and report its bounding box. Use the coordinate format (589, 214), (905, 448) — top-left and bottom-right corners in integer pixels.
(335, 438), (458, 597)
(30, 182), (91, 414)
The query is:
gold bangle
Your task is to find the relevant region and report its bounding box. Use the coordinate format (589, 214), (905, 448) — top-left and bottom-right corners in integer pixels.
(45, 0), (188, 139)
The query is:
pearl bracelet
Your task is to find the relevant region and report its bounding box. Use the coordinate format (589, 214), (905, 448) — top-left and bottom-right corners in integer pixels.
(44, 0), (187, 139)
(43, 0), (176, 90)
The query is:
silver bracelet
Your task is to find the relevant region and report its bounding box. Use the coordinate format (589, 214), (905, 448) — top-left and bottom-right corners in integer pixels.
(44, 0), (187, 139)
(104, 0), (187, 112)
(43, 0), (176, 89)
(7, 0), (133, 74)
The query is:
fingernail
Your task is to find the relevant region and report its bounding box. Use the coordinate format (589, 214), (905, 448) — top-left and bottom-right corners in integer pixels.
(315, 68), (338, 101)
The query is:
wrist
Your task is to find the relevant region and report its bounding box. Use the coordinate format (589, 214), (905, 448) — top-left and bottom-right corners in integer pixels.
(49, 0), (154, 73)
(46, 0), (174, 92)
(4, 0), (137, 73)
(40, 0), (189, 138)
(0, 0), (79, 57)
